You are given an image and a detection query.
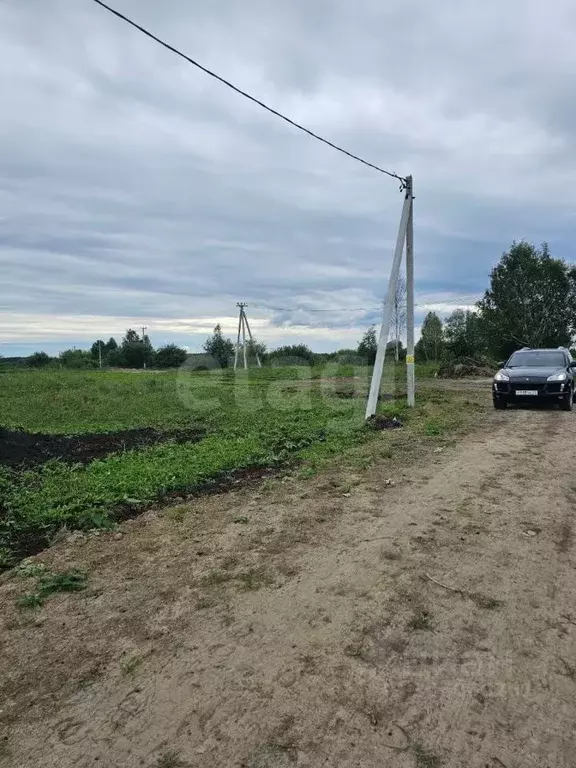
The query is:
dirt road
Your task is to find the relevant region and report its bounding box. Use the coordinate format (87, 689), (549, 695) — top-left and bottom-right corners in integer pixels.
(1, 403), (576, 767)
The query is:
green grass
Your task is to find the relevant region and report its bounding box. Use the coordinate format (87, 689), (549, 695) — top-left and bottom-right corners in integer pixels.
(0, 369), (191, 434)
(407, 609), (434, 632)
(154, 751), (187, 768)
(0, 364), (438, 434)
(423, 420), (444, 436)
(121, 655), (143, 676)
(16, 567), (88, 609)
(0, 365), (477, 566)
(16, 592), (45, 609)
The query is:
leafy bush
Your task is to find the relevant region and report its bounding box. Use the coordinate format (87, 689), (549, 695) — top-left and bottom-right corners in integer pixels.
(28, 352), (52, 368)
(60, 349), (96, 369)
(203, 325), (234, 368)
(154, 344), (188, 369)
(267, 345), (315, 366)
(437, 356), (497, 378)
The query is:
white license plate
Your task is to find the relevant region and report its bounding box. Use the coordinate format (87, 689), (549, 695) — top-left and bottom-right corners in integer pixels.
(516, 390), (538, 396)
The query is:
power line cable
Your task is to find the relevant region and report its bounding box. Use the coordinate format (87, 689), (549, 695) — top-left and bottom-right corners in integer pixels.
(91, 0), (406, 184)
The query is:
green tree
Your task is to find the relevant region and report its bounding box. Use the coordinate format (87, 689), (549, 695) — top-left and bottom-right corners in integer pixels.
(386, 339), (406, 360)
(105, 347), (126, 367)
(444, 309), (486, 359)
(90, 337), (118, 362)
(90, 339), (106, 361)
(60, 349), (95, 369)
(154, 344), (188, 369)
(418, 312), (443, 361)
(118, 329), (154, 369)
(357, 326), (378, 365)
(124, 329), (139, 344)
(267, 344), (314, 366)
(102, 338), (119, 366)
(478, 241), (573, 359)
(203, 324), (234, 368)
(28, 351), (52, 368)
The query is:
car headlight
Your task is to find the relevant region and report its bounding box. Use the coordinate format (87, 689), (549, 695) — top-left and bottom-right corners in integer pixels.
(547, 371), (567, 381)
(494, 371), (509, 382)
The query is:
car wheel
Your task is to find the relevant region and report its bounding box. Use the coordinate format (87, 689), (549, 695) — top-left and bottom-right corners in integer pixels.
(493, 397), (507, 410)
(561, 387), (574, 411)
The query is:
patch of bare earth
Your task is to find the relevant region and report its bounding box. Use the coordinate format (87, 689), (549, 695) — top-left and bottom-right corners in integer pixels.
(1, 394), (576, 767)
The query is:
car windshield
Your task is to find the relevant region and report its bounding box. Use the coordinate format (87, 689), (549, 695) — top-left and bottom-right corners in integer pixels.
(507, 351), (566, 368)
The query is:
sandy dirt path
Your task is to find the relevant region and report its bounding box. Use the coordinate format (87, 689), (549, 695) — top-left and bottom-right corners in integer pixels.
(1, 402), (576, 768)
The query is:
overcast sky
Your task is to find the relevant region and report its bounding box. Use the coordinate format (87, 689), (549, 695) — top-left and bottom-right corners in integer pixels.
(1, 0), (575, 356)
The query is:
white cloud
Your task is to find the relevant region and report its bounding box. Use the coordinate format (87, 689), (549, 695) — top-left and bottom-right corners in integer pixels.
(1, 0), (576, 353)
(0, 311), (365, 353)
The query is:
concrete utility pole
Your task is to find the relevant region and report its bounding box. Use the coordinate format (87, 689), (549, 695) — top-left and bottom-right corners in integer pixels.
(141, 325), (148, 370)
(242, 310), (262, 368)
(406, 178), (415, 407)
(234, 305), (244, 370)
(234, 303), (262, 370)
(241, 308), (248, 370)
(365, 175), (414, 418)
(98, 340), (103, 369)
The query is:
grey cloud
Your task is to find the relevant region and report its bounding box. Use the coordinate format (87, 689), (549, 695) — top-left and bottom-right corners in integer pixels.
(1, 0), (575, 352)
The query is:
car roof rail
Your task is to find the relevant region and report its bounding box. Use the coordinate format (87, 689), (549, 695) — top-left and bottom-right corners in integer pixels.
(520, 347), (530, 351)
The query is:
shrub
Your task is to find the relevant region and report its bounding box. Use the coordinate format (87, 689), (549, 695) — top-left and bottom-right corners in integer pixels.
(154, 344), (188, 369)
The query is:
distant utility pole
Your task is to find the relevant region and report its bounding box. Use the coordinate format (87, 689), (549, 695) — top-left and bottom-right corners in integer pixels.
(365, 175), (415, 418)
(98, 340), (103, 369)
(141, 326), (148, 370)
(234, 303), (262, 370)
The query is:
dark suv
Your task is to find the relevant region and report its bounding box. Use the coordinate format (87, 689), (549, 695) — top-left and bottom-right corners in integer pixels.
(493, 348), (576, 410)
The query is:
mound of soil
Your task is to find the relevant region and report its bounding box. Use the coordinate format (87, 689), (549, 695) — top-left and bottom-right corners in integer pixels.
(366, 415), (403, 430)
(0, 426), (205, 469)
(438, 357), (497, 379)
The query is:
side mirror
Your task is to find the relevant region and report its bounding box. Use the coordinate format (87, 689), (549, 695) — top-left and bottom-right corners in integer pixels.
(498, 361), (506, 368)
(570, 361), (576, 368)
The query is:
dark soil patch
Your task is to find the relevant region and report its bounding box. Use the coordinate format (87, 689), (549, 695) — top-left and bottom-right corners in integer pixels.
(366, 415), (403, 430)
(2, 464), (284, 568)
(0, 426), (205, 469)
(116, 466), (283, 522)
(334, 388), (357, 399)
(333, 391), (396, 400)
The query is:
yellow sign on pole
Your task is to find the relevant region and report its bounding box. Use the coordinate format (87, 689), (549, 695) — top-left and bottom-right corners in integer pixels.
(406, 355), (415, 365)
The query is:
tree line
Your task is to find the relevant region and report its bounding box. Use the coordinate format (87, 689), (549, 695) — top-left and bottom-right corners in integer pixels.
(16, 324), (399, 371)
(415, 241), (576, 363)
(6, 241), (576, 371)
(354, 241), (576, 366)
(21, 330), (189, 370)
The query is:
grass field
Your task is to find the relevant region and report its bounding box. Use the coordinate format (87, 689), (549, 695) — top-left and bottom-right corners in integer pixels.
(0, 362), (470, 568)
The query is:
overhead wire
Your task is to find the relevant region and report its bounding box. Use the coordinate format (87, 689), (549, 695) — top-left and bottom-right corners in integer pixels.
(89, 2), (482, 328)
(91, 0), (406, 184)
